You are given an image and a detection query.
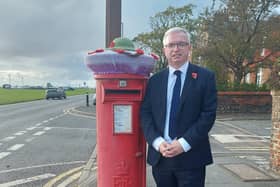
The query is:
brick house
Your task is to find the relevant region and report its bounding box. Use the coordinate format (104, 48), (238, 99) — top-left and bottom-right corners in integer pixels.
(244, 49), (280, 86)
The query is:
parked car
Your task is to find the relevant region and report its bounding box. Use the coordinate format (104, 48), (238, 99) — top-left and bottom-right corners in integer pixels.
(93, 93), (96, 105)
(45, 88), (66, 100)
(2, 84), (11, 89)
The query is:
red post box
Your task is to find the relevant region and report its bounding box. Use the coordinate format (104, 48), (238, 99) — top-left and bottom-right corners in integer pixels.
(95, 73), (147, 187)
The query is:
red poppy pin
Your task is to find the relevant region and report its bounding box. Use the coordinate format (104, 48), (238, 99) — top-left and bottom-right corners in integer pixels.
(192, 72), (198, 79)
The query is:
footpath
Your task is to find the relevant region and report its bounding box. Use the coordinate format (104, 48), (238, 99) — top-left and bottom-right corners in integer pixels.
(46, 105), (280, 187)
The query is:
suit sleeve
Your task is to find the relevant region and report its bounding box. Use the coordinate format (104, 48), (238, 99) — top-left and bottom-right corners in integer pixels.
(183, 71), (217, 148)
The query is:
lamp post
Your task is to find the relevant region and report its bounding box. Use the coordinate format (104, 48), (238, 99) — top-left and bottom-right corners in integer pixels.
(106, 0), (121, 47)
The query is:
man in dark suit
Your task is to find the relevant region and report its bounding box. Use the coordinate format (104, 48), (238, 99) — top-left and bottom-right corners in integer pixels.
(140, 27), (217, 187)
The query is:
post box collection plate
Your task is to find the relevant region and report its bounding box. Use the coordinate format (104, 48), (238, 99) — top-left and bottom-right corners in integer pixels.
(113, 104), (132, 133)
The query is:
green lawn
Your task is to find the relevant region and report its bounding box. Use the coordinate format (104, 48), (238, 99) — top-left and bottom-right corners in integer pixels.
(0, 88), (94, 105)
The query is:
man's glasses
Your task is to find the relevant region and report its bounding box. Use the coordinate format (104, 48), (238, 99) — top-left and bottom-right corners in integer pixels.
(164, 42), (189, 49)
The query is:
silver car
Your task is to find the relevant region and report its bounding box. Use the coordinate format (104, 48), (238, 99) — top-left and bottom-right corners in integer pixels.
(45, 88), (66, 100)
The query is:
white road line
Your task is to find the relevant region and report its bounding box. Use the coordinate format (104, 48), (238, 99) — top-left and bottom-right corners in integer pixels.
(35, 123), (42, 126)
(7, 144), (25, 151)
(0, 161), (86, 174)
(263, 136), (271, 139)
(0, 173), (56, 187)
(49, 117), (54, 121)
(256, 161), (270, 165)
(43, 120), (49, 123)
(48, 126), (96, 131)
(0, 152), (11, 160)
(225, 147), (269, 151)
(25, 137), (35, 142)
(44, 127), (52, 131)
(2, 137), (15, 142)
(26, 126), (37, 131)
(33, 131), (45, 136)
(14, 131), (27, 136)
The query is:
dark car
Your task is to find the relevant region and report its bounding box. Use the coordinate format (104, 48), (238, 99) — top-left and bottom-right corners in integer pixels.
(45, 88), (66, 100)
(2, 84), (11, 89)
(93, 93), (96, 105)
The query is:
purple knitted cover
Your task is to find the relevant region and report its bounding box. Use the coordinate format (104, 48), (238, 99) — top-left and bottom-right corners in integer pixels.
(85, 50), (156, 76)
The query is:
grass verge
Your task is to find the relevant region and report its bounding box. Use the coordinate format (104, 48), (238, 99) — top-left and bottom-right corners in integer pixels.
(0, 88), (94, 105)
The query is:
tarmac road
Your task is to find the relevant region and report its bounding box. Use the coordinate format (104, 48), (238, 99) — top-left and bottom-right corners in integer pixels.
(44, 106), (280, 187)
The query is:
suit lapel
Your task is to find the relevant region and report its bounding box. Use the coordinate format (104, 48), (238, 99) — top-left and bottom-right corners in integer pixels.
(179, 63), (196, 109)
(158, 69), (169, 128)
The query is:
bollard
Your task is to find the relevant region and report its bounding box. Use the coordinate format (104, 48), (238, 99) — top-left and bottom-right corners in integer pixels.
(86, 92), (89, 107)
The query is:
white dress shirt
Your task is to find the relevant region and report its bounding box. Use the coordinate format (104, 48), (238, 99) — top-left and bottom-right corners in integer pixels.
(152, 62), (191, 152)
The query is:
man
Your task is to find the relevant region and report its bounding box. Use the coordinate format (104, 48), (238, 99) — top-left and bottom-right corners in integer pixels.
(140, 27), (217, 187)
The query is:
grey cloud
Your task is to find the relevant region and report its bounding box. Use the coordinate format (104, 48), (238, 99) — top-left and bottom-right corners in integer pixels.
(0, 0), (105, 58)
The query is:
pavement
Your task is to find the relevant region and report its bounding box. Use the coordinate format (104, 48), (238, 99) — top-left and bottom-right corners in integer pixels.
(45, 105), (280, 187)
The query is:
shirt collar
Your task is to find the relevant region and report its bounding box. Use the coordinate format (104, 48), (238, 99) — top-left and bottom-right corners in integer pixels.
(169, 62), (189, 75)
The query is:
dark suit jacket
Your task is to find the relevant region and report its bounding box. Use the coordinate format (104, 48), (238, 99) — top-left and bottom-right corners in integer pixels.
(140, 63), (217, 169)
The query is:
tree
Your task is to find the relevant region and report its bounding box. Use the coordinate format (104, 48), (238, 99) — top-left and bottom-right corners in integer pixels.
(133, 5), (198, 72)
(46, 82), (53, 88)
(198, 0), (280, 84)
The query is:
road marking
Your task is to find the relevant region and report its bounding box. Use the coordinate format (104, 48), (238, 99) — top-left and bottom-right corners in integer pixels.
(44, 127), (52, 131)
(43, 120), (49, 123)
(35, 123), (42, 126)
(2, 137), (15, 142)
(25, 137), (35, 142)
(26, 126), (37, 131)
(49, 117), (54, 121)
(0, 161), (86, 174)
(7, 144), (25, 151)
(263, 136), (271, 139)
(67, 112), (96, 119)
(48, 126), (96, 131)
(57, 171), (82, 187)
(239, 155), (267, 160)
(0, 152), (11, 160)
(14, 131), (26, 136)
(211, 134), (267, 143)
(44, 166), (83, 187)
(0, 173), (56, 187)
(225, 147), (269, 151)
(33, 131), (45, 136)
(0, 143), (2, 146)
(215, 121), (254, 135)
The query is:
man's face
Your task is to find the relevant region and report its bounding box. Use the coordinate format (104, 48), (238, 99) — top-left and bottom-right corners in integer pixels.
(163, 32), (191, 68)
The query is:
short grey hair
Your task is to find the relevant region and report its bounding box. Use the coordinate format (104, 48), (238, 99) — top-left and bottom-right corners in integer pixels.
(162, 27), (191, 46)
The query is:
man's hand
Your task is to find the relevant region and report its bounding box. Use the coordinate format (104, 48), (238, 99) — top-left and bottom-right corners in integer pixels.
(159, 140), (184, 158)
(159, 141), (170, 156)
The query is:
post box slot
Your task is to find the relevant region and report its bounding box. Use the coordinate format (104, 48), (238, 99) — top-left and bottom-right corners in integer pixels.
(105, 89), (140, 95)
(103, 89), (142, 101)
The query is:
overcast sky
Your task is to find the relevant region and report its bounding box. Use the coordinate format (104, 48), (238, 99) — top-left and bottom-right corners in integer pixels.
(0, 0), (215, 88)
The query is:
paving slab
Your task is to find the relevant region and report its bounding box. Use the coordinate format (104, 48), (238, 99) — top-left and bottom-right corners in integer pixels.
(222, 163), (276, 182)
